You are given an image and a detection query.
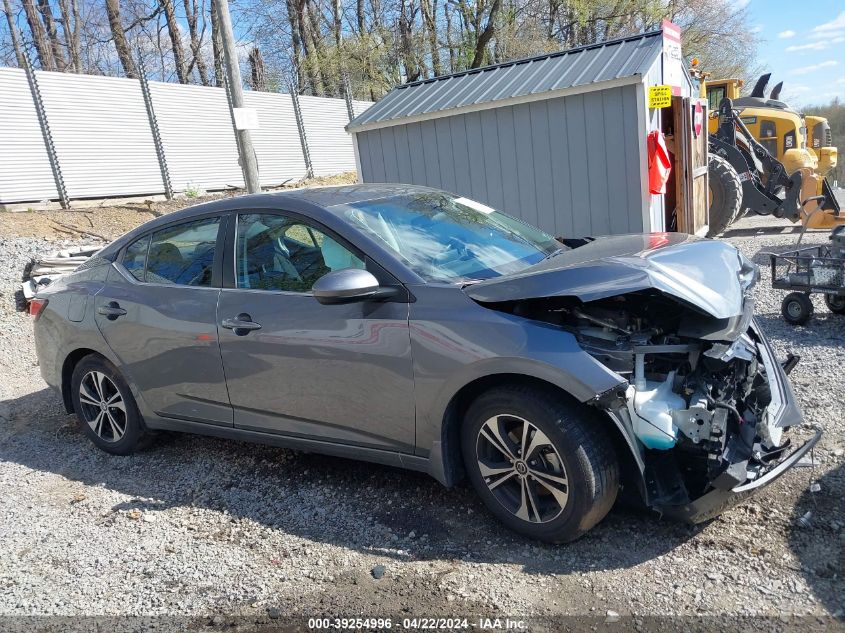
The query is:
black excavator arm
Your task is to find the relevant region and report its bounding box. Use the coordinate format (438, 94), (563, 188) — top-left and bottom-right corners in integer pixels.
(709, 97), (803, 221)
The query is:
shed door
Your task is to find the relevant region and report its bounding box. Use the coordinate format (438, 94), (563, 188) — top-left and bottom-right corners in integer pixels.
(672, 96), (709, 235)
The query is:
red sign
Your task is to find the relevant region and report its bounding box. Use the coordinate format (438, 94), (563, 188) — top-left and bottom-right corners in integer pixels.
(693, 101), (703, 138)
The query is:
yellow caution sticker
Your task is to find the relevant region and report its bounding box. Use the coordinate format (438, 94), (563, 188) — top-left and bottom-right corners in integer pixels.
(648, 85), (672, 109)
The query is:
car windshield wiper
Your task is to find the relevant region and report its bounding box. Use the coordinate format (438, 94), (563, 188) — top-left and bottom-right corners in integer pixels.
(543, 248), (567, 260)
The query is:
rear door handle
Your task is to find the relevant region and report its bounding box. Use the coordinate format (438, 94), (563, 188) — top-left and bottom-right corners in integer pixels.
(97, 302), (127, 320)
(221, 313), (262, 334)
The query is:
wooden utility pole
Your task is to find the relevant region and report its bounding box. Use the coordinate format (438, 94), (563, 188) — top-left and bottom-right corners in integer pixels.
(215, 0), (260, 193)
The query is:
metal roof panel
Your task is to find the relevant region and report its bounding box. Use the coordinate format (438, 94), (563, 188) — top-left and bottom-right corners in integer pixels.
(348, 30), (663, 131)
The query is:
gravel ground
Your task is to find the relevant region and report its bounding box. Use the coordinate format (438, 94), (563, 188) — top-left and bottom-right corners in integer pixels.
(0, 213), (843, 625)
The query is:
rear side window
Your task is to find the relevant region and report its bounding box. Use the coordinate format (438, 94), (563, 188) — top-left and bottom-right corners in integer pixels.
(122, 235), (149, 282)
(121, 217), (220, 286)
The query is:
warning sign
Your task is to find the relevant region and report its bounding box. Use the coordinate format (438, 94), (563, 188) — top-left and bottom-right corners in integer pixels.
(648, 85), (672, 109)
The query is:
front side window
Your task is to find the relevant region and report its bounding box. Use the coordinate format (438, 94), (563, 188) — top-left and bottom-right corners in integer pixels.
(236, 213), (364, 292)
(329, 193), (560, 283)
(122, 235), (149, 282)
(131, 216), (220, 286)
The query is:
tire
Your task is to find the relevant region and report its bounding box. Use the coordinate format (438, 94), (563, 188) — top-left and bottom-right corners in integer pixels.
(707, 154), (743, 238)
(824, 293), (845, 314)
(461, 385), (619, 543)
(70, 354), (146, 455)
(781, 292), (814, 325)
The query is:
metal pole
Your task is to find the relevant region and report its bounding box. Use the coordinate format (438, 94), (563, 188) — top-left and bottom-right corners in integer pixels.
(22, 53), (69, 209)
(137, 53), (173, 200)
(342, 69), (355, 122)
(288, 77), (313, 179)
(215, 0), (260, 193)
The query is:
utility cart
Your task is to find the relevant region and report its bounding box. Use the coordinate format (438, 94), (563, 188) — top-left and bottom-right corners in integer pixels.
(769, 226), (845, 324)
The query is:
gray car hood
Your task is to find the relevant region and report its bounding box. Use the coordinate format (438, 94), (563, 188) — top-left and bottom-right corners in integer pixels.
(464, 233), (755, 320)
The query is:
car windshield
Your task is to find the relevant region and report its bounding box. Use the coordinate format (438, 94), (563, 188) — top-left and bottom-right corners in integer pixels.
(331, 192), (562, 282)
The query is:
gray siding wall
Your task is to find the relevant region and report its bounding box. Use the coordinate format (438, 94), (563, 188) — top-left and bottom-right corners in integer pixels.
(355, 84), (644, 237)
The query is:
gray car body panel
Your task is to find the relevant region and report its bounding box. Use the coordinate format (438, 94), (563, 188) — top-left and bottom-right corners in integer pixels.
(33, 184), (810, 515)
(405, 285), (626, 456)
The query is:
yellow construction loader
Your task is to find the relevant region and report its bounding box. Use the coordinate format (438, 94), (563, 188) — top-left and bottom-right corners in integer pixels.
(691, 65), (841, 235)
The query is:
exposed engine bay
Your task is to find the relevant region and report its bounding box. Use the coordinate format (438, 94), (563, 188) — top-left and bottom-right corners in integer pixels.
(495, 289), (798, 511)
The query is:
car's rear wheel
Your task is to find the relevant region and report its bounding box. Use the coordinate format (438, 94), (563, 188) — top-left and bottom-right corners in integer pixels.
(71, 355), (146, 455)
(461, 385), (619, 543)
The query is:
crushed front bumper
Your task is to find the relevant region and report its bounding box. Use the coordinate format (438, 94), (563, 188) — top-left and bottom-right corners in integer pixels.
(658, 319), (820, 523)
(660, 429), (821, 523)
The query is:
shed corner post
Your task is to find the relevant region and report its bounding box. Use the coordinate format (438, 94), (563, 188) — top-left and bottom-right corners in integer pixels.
(636, 80), (661, 232)
(22, 54), (69, 209)
(351, 132), (364, 183)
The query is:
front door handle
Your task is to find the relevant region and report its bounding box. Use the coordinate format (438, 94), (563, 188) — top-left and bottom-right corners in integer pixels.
(221, 313), (262, 334)
(97, 302), (127, 320)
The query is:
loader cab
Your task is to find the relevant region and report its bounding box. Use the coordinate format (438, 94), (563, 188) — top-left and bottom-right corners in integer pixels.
(703, 79), (743, 111)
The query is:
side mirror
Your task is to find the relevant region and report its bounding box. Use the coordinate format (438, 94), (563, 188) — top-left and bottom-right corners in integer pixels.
(312, 268), (381, 305)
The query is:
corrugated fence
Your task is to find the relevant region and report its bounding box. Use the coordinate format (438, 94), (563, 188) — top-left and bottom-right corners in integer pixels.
(0, 67), (372, 206)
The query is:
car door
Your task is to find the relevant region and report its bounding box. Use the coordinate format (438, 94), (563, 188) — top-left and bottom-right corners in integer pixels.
(94, 214), (233, 426)
(216, 211), (416, 453)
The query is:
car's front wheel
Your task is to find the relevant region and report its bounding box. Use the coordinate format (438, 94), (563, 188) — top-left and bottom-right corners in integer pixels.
(461, 385), (619, 543)
(71, 355), (146, 455)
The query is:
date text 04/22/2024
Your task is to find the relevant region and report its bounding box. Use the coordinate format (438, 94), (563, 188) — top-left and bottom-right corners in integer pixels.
(307, 617), (527, 630)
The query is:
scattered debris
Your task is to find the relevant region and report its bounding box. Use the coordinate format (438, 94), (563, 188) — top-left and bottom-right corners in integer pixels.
(371, 565), (386, 580)
(796, 511), (813, 528)
(70, 493), (87, 504)
(19, 244), (104, 306)
(605, 610), (621, 623)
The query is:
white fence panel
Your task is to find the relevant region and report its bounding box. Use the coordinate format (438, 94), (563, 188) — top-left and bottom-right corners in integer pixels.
(0, 68), (58, 203)
(0, 66), (374, 204)
(299, 95), (358, 176)
(244, 92), (308, 186)
(151, 81), (243, 192)
(37, 71), (164, 199)
(352, 100), (373, 119)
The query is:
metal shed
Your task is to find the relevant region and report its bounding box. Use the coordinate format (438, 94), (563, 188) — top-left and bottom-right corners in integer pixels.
(348, 26), (693, 237)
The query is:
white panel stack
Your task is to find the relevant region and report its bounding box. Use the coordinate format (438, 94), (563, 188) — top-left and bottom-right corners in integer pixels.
(0, 68), (58, 203)
(0, 66), (373, 205)
(37, 71), (163, 198)
(244, 92), (308, 186)
(150, 81), (243, 192)
(299, 95), (358, 177)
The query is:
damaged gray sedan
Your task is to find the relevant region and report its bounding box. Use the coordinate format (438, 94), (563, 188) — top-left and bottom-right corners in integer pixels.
(32, 184), (820, 542)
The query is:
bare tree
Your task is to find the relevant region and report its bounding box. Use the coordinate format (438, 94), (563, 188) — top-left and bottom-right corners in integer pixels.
(419, 0), (441, 75)
(36, 0), (66, 69)
(105, 0), (137, 77)
(2, 0), (25, 67)
(183, 0), (210, 85)
(159, 0), (188, 83)
(248, 45), (266, 90)
(57, 0), (81, 71)
(21, 0), (54, 69)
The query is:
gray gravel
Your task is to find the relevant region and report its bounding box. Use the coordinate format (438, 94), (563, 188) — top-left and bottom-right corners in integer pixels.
(0, 217), (843, 620)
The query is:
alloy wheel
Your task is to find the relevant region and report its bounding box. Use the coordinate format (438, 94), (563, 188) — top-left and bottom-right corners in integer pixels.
(475, 414), (569, 523)
(78, 371), (127, 442)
